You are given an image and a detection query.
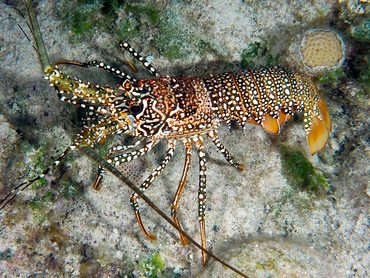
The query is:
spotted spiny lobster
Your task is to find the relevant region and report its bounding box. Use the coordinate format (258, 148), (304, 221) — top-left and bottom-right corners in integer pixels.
(1, 0), (331, 270)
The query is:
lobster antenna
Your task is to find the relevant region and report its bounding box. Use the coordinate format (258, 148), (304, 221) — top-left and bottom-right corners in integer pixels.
(79, 145), (249, 278)
(0, 181), (33, 210)
(2, 19), (36, 52)
(0, 1), (55, 209)
(25, 0), (52, 74)
(2, 5), (37, 52)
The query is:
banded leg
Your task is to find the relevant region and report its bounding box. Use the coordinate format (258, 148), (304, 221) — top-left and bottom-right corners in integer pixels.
(93, 139), (157, 190)
(107, 139), (143, 155)
(81, 111), (100, 129)
(119, 41), (161, 78)
(192, 136), (208, 265)
(130, 140), (176, 240)
(170, 139), (192, 245)
(208, 130), (245, 171)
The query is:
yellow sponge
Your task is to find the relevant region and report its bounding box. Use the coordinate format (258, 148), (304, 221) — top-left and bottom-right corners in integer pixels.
(300, 29), (345, 72)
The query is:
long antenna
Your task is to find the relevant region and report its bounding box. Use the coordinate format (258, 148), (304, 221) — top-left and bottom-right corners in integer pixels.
(25, 0), (52, 74)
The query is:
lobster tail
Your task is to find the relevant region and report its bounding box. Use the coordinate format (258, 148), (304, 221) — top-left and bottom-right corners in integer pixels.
(203, 66), (331, 155)
(305, 91), (331, 155)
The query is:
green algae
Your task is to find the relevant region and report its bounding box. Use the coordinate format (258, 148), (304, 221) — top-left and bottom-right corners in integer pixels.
(280, 145), (327, 194)
(351, 18), (370, 43)
(152, 9), (213, 60)
(138, 252), (165, 278)
(61, 0), (161, 41)
(125, 2), (161, 26)
(66, 0), (126, 36)
(241, 40), (280, 68)
(317, 68), (345, 83)
(117, 2), (161, 40)
(356, 54), (370, 93)
(58, 179), (81, 199)
(60, 1), (216, 61)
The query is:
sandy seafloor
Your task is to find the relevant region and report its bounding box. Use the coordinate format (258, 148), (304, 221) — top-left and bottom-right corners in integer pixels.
(0, 0), (369, 277)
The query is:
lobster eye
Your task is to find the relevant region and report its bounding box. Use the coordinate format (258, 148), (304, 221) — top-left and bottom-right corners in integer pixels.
(129, 103), (143, 115)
